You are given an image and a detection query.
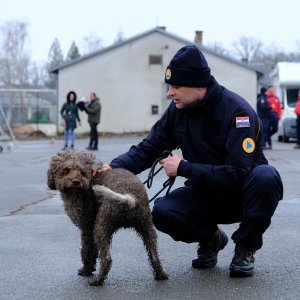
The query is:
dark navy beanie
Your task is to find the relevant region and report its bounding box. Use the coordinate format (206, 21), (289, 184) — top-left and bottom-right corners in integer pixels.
(260, 87), (267, 94)
(165, 45), (211, 87)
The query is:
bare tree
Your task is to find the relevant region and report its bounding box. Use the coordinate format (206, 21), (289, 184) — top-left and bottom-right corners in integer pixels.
(113, 29), (125, 44)
(232, 36), (263, 63)
(205, 42), (229, 56)
(0, 20), (31, 87)
(29, 62), (47, 87)
(81, 33), (103, 55)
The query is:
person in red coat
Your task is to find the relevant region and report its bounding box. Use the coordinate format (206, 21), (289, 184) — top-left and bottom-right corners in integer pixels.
(294, 91), (300, 149)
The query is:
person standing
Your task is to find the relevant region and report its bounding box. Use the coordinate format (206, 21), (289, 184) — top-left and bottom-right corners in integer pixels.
(294, 91), (300, 149)
(257, 87), (271, 149)
(266, 86), (281, 149)
(96, 46), (283, 278)
(84, 92), (101, 151)
(60, 91), (81, 150)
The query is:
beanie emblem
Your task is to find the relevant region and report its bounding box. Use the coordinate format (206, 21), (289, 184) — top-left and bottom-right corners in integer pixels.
(165, 68), (171, 80)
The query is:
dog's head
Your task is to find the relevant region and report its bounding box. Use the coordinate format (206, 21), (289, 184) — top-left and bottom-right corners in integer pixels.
(47, 149), (102, 193)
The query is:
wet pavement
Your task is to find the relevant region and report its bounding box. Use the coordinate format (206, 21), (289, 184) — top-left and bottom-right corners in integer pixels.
(0, 137), (299, 299)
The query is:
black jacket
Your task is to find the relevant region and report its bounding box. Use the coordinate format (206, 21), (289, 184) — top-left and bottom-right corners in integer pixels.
(257, 93), (271, 119)
(60, 102), (80, 129)
(110, 77), (268, 193)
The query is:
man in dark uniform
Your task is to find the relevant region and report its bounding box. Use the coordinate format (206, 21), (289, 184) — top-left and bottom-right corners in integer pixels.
(257, 87), (272, 149)
(98, 46), (283, 277)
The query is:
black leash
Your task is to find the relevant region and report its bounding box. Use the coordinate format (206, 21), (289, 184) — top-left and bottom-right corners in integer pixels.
(143, 150), (176, 202)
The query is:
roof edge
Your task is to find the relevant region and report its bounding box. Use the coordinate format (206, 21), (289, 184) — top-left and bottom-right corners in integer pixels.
(51, 27), (262, 75)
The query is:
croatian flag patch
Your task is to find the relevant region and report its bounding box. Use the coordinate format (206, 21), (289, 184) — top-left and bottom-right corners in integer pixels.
(236, 116), (250, 128)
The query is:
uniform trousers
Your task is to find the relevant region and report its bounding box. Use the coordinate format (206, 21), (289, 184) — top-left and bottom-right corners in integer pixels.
(152, 165), (283, 250)
(267, 112), (279, 146)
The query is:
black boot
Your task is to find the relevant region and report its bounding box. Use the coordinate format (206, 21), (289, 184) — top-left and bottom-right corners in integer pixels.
(229, 244), (255, 277)
(192, 228), (228, 268)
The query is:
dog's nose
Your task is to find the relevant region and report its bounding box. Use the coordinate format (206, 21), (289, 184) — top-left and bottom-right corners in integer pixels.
(72, 180), (81, 187)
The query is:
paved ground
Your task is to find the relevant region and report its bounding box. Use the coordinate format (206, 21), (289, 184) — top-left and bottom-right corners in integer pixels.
(0, 136), (299, 299)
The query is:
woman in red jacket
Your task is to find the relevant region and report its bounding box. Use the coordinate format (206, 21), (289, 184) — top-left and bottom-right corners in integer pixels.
(294, 91), (300, 149)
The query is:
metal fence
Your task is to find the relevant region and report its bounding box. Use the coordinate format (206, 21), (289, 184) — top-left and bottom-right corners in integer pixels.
(0, 88), (57, 131)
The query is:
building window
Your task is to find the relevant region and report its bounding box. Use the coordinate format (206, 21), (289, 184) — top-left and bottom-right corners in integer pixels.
(151, 105), (159, 115)
(149, 55), (162, 65)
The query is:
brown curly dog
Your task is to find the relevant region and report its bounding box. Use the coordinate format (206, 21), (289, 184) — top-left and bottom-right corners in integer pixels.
(47, 149), (168, 286)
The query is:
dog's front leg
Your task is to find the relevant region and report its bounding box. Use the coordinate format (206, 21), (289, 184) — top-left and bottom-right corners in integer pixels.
(78, 230), (98, 276)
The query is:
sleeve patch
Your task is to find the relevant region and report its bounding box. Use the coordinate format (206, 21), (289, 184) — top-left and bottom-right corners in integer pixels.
(236, 116), (250, 128)
(242, 138), (255, 153)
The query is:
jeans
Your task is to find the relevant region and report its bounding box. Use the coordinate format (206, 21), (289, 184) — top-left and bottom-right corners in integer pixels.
(64, 128), (75, 146)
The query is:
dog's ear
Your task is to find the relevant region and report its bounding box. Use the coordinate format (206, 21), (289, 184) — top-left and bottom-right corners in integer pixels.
(47, 169), (56, 190)
(78, 151), (98, 168)
(47, 151), (67, 190)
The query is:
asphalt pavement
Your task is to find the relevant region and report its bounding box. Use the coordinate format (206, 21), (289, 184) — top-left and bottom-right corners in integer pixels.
(0, 136), (299, 300)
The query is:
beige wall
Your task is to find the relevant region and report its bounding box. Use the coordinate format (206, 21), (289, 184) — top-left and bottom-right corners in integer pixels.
(205, 52), (257, 108)
(57, 32), (257, 134)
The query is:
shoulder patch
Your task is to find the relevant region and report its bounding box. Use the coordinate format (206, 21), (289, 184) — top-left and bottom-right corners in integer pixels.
(236, 116), (250, 128)
(242, 138), (255, 153)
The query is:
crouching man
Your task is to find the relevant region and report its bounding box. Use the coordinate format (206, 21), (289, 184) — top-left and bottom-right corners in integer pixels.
(99, 45), (283, 277)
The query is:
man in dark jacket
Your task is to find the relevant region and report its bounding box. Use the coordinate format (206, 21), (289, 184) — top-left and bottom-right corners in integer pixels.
(99, 46), (283, 277)
(257, 87), (272, 149)
(85, 92), (101, 150)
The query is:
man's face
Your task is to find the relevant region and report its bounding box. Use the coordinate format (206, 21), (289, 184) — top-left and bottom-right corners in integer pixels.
(89, 94), (95, 101)
(167, 85), (207, 109)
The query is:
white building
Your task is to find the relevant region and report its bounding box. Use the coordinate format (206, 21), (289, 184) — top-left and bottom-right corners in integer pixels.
(53, 27), (261, 134)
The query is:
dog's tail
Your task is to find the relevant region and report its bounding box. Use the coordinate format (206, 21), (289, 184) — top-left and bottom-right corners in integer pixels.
(92, 185), (136, 207)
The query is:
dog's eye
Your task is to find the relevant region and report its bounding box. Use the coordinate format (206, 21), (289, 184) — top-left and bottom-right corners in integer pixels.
(63, 167), (70, 173)
(81, 171), (87, 176)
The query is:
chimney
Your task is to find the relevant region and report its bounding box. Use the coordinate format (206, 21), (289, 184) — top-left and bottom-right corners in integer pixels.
(194, 30), (203, 45)
(157, 26), (166, 31)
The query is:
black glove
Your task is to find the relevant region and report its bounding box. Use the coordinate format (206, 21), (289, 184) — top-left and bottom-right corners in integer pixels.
(77, 101), (87, 111)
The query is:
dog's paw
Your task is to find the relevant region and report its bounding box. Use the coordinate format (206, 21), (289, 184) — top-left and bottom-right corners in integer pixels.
(155, 272), (168, 280)
(78, 267), (94, 277)
(88, 276), (104, 286)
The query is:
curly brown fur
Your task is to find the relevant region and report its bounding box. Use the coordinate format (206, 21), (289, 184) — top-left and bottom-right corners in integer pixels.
(48, 149), (100, 276)
(47, 149), (168, 286)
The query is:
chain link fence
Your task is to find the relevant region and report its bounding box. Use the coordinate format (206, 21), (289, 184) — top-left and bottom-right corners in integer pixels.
(0, 89), (57, 138)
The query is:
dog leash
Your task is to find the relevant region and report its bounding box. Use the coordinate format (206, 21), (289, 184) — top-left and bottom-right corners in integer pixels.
(143, 150), (176, 202)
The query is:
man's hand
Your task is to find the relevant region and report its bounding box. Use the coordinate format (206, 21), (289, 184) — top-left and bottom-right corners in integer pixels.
(159, 154), (182, 177)
(92, 164), (111, 177)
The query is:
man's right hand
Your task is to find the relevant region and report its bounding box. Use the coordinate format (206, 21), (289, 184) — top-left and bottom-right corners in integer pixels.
(92, 164), (111, 177)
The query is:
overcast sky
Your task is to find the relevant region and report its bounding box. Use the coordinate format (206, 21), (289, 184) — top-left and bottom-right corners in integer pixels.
(1, 0), (300, 63)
